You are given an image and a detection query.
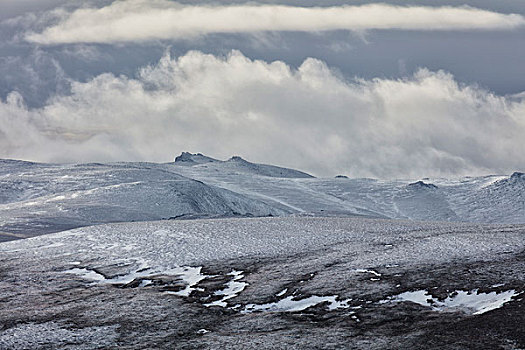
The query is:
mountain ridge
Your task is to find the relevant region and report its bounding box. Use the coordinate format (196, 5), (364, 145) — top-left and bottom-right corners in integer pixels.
(0, 155), (523, 241)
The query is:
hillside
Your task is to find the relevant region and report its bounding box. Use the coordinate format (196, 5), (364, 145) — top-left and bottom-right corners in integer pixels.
(0, 155), (523, 241)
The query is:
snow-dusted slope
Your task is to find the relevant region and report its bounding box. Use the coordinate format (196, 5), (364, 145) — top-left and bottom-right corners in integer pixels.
(0, 161), (285, 239)
(170, 156), (524, 224)
(0, 155), (523, 240)
(1, 217), (524, 349)
(446, 172), (525, 223)
(311, 175), (524, 223)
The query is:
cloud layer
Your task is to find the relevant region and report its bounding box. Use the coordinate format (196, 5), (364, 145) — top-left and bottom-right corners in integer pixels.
(1, 50), (524, 178)
(25, 0), (525, 44)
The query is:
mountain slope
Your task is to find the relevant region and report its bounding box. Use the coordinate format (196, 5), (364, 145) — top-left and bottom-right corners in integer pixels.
(1, 155), (523, 241)
(169, 156), (524, 224)
(0, 161), (286, 240)
(174, 152), (314, 178)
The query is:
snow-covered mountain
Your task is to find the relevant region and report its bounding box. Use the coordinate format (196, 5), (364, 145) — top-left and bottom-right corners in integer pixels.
(0, 159), (284, 240)
(169, 154), (524, 224)
(174, 152), (314, 178)
(0, 154), (523, 240)
(1, 156), (525, 349)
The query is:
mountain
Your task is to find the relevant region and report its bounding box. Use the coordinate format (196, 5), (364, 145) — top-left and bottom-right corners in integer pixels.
(174, 152), (219, 165)
(0, 154), (523, 241)
(174, 152), (314, 178)
(0, 161), (285, 240)
(1, 157), (525, 349)
(448, 172), (525, 224)
(171, 158), (525, 224)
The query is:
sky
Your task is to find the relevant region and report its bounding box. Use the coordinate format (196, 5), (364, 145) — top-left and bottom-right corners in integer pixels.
(0, 0), (524, 178)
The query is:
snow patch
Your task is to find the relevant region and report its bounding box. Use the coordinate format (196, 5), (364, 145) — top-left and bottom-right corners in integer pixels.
(139, 279), (153, 287)
(205, 270), (247, 307)
(480, 176), (507, 188)
(243, 295), (352, 313)
(65, 268), (106, 282)
(384, 289), (520, 315)
(356, 269), (382, 277)
(165, 266), (207, 297)
(65, 263), (207, 296)
(276, 288), (288, 297)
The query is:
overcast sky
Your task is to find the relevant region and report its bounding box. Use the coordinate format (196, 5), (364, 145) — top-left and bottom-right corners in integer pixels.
(0, 0), (524, 178)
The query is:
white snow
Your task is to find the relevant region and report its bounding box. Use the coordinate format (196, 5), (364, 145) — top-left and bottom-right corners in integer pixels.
(65, 268), (106, 282)
(165, 266), (207, 297)
(2, 216), (522, 282)
(37, 242), (65, 249)
(276, 288), (288, 297)
(385, 289), (520, 315)
(243, 295), (352, 313)
(139, 279), (153, 287)
(443, 290), (520, 315)
(97, 260), (152, 285)
(66, 263), (207, 296)
(204, 270), (247, 307)
(0, 159), (523, 242)
(356, 269), (382, 277)
(479, 176), (507, 189)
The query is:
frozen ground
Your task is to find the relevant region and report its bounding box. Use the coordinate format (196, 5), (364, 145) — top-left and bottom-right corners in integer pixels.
(1, 217), (525, 349)
(1, 155), (524, 348)
(0, 154), (524, 241)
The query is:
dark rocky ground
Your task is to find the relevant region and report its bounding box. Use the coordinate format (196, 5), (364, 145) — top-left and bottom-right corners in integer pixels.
(0, 217), (524, 349)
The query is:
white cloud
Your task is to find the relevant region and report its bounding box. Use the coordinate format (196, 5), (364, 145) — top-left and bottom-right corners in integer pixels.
(24, 1), (525, 44)
(1, 50), (524, 178)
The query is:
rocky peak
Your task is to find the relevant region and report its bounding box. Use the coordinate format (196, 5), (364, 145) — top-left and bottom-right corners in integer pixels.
(407, 180), (438, 190)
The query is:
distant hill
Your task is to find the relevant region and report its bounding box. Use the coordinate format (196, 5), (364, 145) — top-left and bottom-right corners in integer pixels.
(0, 161), (286, 240)
(173, 152), (314, 178)
(0, 155), (523, 241)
